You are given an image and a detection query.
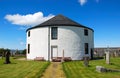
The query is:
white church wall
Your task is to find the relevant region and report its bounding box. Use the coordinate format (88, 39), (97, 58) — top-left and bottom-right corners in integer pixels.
(50, 26), (94, 60)
(27, 27), (48, 60)
(26, 26), (94, 60)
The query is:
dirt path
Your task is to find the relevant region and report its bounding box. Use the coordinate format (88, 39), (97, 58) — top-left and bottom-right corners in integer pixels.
(41, 62), (66, 78)
(16, 58), (26, 60)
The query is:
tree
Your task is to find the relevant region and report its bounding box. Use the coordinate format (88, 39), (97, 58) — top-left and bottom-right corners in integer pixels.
(15, 49), (20, 55)
(21, 49), (26, 55)
(3, 49), (11, 57)
(0, 48), (10, 57)
(0, 48), (4, 56)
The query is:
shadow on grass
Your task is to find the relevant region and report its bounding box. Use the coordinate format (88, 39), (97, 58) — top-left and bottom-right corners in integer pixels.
(10, 63), (17, 64)
(88, 65), (92, 67)
(92, 57), (104, 60)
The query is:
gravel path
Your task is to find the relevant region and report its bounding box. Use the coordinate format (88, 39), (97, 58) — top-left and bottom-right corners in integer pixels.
(41, 62), (66, 78)
(17, 58), (26, 60)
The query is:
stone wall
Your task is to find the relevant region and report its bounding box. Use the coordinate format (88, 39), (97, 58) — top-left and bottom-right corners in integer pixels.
(94, 48), (120, 58)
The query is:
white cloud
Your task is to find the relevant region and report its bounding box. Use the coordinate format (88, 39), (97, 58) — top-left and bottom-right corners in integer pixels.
(78, 0), (87, 6)
(5, 12), (55, 26)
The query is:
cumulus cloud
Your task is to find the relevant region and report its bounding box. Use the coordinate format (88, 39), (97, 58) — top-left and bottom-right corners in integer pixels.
(78, 0), (87, 6)
(5, 12), (55, 26)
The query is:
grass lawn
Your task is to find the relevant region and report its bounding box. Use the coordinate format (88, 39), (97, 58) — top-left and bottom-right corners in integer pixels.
(0, 57), (50, 78)
(63, 57), (120, 78)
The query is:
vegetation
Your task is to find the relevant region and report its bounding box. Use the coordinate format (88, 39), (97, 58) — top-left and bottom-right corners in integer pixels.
(21, 49), (26, 54)
(0, 57), (50, 78)
(63, 57), (120, 78)
(0, 48), (10, 57)
(0, 56), (120, 78)
(14, 49), (26, 55)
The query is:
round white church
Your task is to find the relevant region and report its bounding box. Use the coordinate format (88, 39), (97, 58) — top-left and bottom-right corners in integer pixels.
(26, 15), (94, 61)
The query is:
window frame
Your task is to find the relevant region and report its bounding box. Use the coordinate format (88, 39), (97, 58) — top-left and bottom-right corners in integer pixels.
(51, 27), (58, 40)
(84, 29), (88, 36)
(28, 31), (30, 37)
(84, 43), (89, 54)
(28, 44), (30, 54)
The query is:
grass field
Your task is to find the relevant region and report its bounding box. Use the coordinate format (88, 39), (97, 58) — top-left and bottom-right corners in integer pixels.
(0, 57), (50, 78)
(63, 57), (120, 78)
(0, 57), (120, 78)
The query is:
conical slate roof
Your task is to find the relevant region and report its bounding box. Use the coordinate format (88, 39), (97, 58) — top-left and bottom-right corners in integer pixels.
(27, 14), (93, 31)
(40, 14), (81, 26)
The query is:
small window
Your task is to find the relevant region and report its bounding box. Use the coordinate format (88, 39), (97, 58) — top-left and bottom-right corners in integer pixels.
(51, 27), (58, 39)
(28, 31), (30, 37)
(28, 44), (30, 54)
(84, 29), (88, 36)
(85, 43), (89, 54)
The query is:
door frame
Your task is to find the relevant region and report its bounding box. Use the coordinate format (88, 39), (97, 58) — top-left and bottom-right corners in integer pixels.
(51, 46), (58, 59)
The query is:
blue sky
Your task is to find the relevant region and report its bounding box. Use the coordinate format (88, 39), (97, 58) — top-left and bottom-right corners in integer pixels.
(0, 0), (120, 49)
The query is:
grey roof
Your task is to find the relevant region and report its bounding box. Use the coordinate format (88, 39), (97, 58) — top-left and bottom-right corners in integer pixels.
(26, 14), (94, 31)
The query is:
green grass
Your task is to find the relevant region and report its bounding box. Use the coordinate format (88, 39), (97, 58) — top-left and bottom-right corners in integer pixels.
(12, 55), (26, 59)
(0, 57), (50, 78)
(63, 57), (120, 78)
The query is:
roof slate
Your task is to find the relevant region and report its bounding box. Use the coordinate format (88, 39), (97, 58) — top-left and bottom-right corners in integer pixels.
(26, 14), (94, 31)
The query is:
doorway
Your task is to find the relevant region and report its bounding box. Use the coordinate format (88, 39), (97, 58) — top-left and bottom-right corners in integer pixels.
(51, 46), (58, 60)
